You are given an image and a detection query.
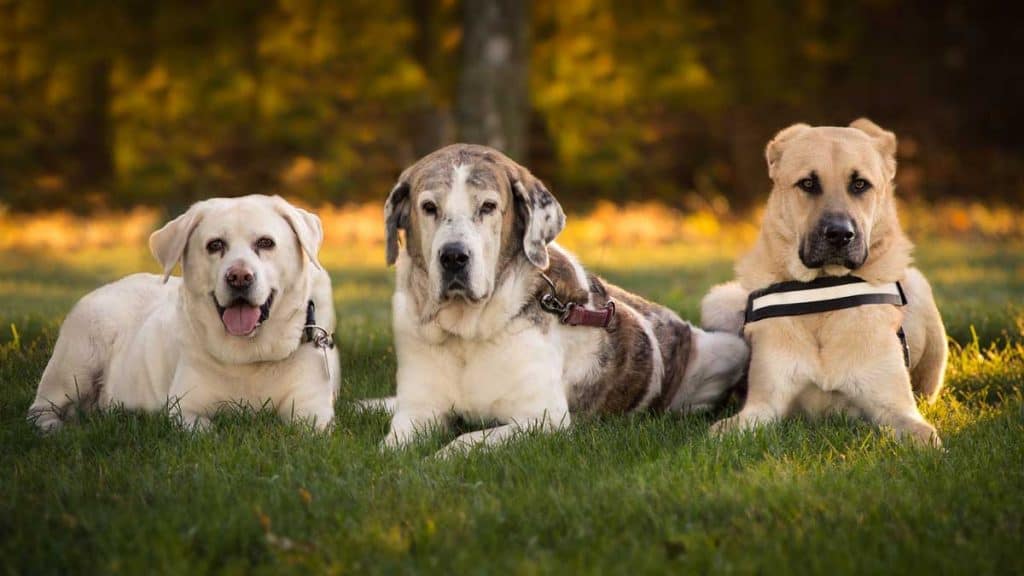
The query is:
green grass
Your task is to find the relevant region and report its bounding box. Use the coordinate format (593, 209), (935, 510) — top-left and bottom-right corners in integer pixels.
(1, 239), (1022, 575)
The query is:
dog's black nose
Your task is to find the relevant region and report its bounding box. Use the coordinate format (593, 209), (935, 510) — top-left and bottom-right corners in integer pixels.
(821, 215), (856, 248)
(226, 265), (255, 289)
(439, 243), (470, 272)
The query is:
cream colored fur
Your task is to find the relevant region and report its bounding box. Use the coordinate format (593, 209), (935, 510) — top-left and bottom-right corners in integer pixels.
(27, 195), (340, 431)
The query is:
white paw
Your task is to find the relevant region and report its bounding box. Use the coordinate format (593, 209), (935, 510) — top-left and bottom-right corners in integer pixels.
(356, 397), (397, 414)
(28, 409), (63, 434)
(709, 415), (739, 437)
(382, 428), (418, 451)
(180, 414), (212, 431)
(433, 438), (477, 460)
(893, 420), (943, 449)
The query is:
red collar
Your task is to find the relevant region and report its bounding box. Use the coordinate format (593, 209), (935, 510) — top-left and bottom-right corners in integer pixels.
(537, 273), (616, 328)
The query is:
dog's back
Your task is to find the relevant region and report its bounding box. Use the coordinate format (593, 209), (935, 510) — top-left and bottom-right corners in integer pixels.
(544, 246), (747, 415)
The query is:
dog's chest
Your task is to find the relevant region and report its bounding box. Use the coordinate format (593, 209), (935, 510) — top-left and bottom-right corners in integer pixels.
(412, 319), (602, 422)
(751, 304), (904, 391)
(443, 327), (558, 416)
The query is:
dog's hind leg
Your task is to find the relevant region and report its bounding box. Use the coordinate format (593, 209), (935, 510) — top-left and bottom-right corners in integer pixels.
(27, 309), (110, 433)
(901, 268), (948, 403)
(911, 293), (948, 402)
(911, 326), (947, 404)
(28, 337), (105, 433)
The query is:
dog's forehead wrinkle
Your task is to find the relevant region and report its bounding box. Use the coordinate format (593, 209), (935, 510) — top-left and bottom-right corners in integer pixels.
(409, 157), (454, 193)
(787, 142), (877, 190)
(443, 164), (474, 215)
(468, 167), (499, 189)
(811, 132), (883, 182)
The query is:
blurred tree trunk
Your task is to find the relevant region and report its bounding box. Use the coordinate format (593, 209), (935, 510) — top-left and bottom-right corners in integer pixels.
(456, 0), (529, 161)
(71, 58), (113, 191)
(405, 0), (455, 162)
(729, 105), (764, 208)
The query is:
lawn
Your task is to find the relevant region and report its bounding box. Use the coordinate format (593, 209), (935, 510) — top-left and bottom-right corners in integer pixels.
(1, 236), (1022, 575)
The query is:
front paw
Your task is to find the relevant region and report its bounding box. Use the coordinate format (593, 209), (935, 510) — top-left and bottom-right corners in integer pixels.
(381, 409), (445, 451)
(895, 420), (943, 449)
(709, 415), (740, 437)
(434, 439), (472, 460)
(432, 430), (491, 459)
(179, 413), (212, 431)
(382, 427), (419, 451)
(710, 404), (779, 438)
(306, 415), (333, 433)
(356, 397), (397, 414)
(287, 408), (334, 432)
(28, 409), (64, 434)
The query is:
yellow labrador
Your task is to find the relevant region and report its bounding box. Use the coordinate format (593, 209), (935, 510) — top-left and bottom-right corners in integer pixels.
(27, 195), (340, 431)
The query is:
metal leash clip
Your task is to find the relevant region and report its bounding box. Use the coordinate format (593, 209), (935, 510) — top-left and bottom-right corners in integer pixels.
(539, 272), (592, 325)
(538, 273), (570, 319)
(302, 324), (335, 379)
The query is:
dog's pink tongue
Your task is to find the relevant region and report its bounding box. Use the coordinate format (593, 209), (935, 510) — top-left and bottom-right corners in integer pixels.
(221, 304), (261, 336)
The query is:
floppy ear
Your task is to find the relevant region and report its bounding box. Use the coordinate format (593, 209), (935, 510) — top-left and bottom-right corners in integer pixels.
(384, 173), (411, 266)
(273, 196), (323, 270)
(765, 123), (811, 179)
(506, 162), (565, 269)
(850, 118), (897, 180)
(149, 201), (207, 282)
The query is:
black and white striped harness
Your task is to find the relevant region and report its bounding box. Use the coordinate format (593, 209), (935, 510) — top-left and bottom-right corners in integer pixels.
(744, 276), (910, 367)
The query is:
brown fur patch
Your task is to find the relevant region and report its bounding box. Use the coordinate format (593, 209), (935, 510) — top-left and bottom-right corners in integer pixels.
(536, 252), (643, 413)
(589, 301), (657, 413)
(538, 255), (694, 414)
(542, 249), (591, 307)
(651, 318), (693, 410)
(496, 186), (525, 273)
(605, 283), (693, 411)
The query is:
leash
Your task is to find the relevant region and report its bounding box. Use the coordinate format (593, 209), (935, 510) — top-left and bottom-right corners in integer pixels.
(537, 273), (615, 328)
(744, 276), (910, 367)
(301, 300), (335, 378)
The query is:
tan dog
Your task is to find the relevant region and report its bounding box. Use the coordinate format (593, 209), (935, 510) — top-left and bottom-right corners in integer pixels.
(702, 119), (947, 447)
(372, 144), (749, 456)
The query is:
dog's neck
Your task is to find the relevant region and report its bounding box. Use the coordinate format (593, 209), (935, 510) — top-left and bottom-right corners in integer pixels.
(738, 200), (912, 290)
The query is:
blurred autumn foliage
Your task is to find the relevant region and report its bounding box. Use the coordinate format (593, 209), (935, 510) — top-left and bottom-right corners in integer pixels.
(0, 0), (1021, 214)
(3, 200), (1021, 257)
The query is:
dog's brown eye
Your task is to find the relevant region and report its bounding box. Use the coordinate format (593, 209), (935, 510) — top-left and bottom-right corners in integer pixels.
(797, 177), (820, 194)
(255, 237), (275, 250)
(479, 201), (498, 216)
(421, 201), (438, 216)
(206, 239), (225, 254)
(849, 178), (872, 194)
